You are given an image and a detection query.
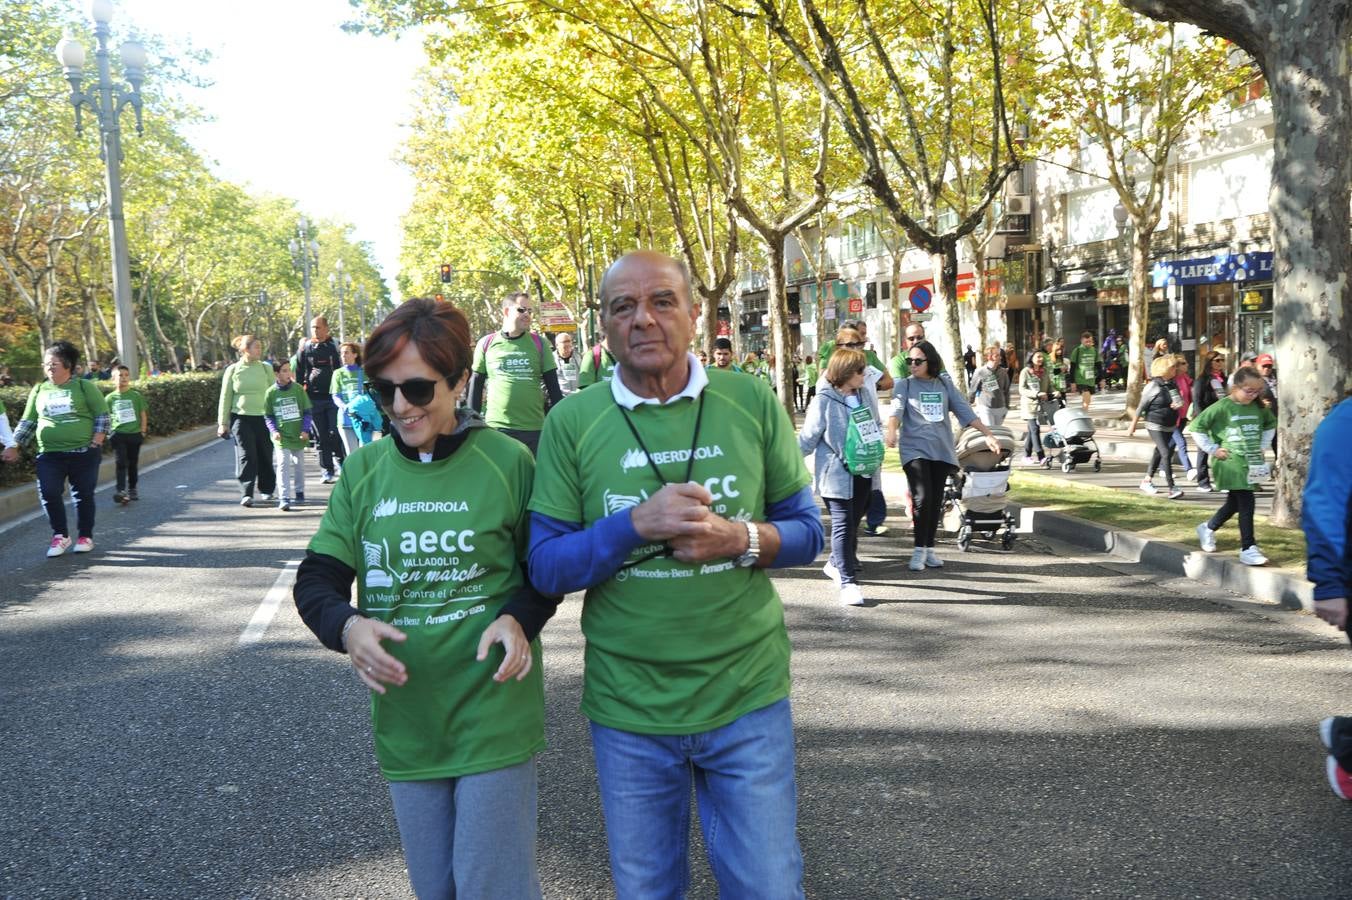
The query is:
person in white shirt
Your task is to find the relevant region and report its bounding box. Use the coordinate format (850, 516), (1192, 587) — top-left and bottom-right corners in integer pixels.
(0, 410), (18, 463)
(554, 332), (581, 396)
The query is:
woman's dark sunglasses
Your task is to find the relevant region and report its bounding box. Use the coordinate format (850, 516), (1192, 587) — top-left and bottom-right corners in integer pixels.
(908, 356), (927, 364)
(841, 341), (865, 348)
(366, 376), (451, 408)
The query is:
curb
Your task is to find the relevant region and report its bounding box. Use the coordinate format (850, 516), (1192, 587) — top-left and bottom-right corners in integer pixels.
(0, 425), (220, 524)
(1011, 503), (1311, 611)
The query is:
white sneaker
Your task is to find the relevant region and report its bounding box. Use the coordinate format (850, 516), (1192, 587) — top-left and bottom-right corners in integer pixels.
(924, 548), (944, 568)
(823, 561), (841, 585)
(1168, 488), (1185, 500)
(72, 537), (94, 554)
(46, 535), (72, 558)
(1139, 478), (1157, 495)
(1239, 546), (1269, 566)
(1196, 523), (1217, 552)
(908, 548), (926, 571)
(1186, 468), (1198, 482)
(838, 583), (865, 606)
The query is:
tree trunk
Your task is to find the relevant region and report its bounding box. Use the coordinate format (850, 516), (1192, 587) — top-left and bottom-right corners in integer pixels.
(765, 234), (796, 417)
(1268, 25), (1352, 526)
(931, 242), (968, 394)
(1123, 227), (1152, 416)
(696, 285), (723, 356)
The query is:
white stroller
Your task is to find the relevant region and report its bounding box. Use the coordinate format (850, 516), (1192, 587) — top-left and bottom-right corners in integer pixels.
(944, 425), (1018, 552)
(1042, 402), (1102, 473)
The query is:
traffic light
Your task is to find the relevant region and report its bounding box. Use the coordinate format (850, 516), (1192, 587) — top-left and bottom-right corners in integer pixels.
(439, 263), (452, 283)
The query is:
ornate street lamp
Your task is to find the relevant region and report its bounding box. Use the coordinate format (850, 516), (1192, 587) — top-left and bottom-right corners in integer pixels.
(56, 0), (148, 376)
(328, 258), (352, 343)
(288, 217), (320, 333)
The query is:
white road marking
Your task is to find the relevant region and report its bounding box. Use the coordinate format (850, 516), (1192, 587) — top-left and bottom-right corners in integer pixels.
(0, 436), (220, 537)
(239, 560), (301, 646)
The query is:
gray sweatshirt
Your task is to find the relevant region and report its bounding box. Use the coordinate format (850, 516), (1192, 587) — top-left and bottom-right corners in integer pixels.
(888, 372), (978, 467)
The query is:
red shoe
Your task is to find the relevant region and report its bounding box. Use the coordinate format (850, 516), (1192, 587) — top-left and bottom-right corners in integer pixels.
(1327, 756), (1352, 800)
(73, 537), (94, 554)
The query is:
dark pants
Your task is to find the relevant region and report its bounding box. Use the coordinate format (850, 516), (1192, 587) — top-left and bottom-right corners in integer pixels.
(903, 458), (954, 548)
(1023, 418), (1044, 459)
(825, 475), (871, 585)
(309, 396), (346, 475)
(500, 428), (541, 456)
(230, 414), (275, 498)
(866, 488), (887, 529)
(1146, 428), (1176, 488)
(1197, 452), (1212, 488)
(109, 432), (143, 492)
(794, 380), (804, 410)
(1209, 489), (1256, 549)
(36, 446), (101, 539)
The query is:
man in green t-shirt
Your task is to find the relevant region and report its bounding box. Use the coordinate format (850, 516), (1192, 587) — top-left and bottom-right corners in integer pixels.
(887, 321), (927, 383)
(528, 250), (824, 898)
(578, 336), (618, 388)
(1067, 330), (1103, 411)
(107, 364), (148, 504)
(707, 336), (743, 372)
(469, 292), (564, 455)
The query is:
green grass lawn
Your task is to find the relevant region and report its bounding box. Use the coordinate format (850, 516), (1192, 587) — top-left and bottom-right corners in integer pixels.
(1006, 469), (1305, 570)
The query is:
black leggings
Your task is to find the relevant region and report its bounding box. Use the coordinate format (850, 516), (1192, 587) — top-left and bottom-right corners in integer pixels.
(230, 414), (275, 498)
(110, 432), (143, 491)
(904, 458), (955, 548)
(1146, 428), (1175, 488)
(1208, 489), (1256, 549)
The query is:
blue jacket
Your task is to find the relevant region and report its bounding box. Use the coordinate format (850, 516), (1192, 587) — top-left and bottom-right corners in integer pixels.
(1304, 398), (1352, 601)
(798, 385), (879, 500)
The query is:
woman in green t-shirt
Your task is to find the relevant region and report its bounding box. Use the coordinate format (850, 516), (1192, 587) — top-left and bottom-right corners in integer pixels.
(216, 335), (276, 507)
(293, 297), (555, 900)
(13, 340), (109, 557)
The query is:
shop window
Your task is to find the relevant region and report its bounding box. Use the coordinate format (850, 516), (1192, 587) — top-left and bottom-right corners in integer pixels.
(865, 282), (878, 309)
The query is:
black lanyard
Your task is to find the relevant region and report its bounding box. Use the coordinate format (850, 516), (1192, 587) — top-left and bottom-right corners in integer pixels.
(613, 392), (706, 569)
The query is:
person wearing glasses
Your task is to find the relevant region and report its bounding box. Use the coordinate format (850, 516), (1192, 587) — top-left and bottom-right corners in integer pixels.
(884, 340), (1000, 571)
(294, 296), (558, 900)
(527, 251), (823, 899)
(820, 320), (894, 394)
(469, 292), (564, 455)
(1188, 365), (1277, 566)
(887, 322), (926, 382)
(1255, 352), (1278, 451)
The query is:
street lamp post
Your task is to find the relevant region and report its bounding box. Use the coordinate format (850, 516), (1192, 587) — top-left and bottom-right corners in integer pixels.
(354, 285), (369, 342)
(56, 0), (148, 377)
(289, 217), (319, 331)
(328, 259), (351, 343)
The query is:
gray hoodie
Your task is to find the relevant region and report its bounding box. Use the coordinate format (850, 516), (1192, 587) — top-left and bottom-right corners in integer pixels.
(799, 384), (879, 499)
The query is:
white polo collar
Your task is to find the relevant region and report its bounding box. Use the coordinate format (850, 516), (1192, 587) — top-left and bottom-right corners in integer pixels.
(609, 353), (708, 410)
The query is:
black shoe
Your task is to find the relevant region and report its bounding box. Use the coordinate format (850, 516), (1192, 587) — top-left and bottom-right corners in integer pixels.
(113, 491), (128, 505)
(295, 492), (305, 504)
(128, 488), (138, 501)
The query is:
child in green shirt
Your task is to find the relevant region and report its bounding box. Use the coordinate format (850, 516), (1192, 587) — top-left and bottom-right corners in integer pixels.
(264, 361), (313, 511)
(108, 364), (149, 504)
(1189, 365), (1277, 566)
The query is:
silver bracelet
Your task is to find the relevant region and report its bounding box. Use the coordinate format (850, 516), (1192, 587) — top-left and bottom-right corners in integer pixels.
(340, 615), (362, 651)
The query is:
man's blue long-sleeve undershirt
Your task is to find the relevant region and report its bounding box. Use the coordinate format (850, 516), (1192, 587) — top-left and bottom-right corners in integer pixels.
(528, 486), (824, 597)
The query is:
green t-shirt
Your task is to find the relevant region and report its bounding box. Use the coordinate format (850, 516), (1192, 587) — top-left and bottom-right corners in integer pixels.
(803, 362), (818, 385)
(530, 368), (812, 735)
(307, 430), (545, 781)
(1068, 344), (1100, 386)
(22, 378), (108, 453)
(887, 353), (910, 382)
(578, 345), (618, 388)
(472, 332), (556, 431)
(107, 388), (147, 435)
(331, 365), (363, 403)
(1048, 358), (1069, 392)
(217, 359), (273, 425)
(705, 363), (744, 374)
(264, 382), (313, 449)
(1188, 397), (1277, 491)
(820, 341), (884, 381)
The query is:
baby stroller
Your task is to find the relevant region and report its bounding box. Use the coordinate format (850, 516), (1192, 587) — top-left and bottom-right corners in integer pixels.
(944, 425), (1018, 552)
(1042, 401), (1102, 473)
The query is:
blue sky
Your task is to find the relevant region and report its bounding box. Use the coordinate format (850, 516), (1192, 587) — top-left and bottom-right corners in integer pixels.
(118, 0), (423, 296)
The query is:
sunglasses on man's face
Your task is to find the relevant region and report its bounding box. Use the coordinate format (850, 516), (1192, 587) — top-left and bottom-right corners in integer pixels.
(514, 306), (532, 315)
(367, 376), (451, 409)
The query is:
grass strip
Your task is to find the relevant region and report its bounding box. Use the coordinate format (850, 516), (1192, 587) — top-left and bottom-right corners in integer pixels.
(1006, 470), (1304, 570)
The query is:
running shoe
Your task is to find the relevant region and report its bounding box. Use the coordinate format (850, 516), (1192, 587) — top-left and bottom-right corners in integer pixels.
(1168, 488), (1185, 500)
(861, 524), (889, 537)
(278, 499), (291, 512)
(838, 584), (865, 606)
(320, 472), (336, 485)
(1139, 478), (1157, 495)
(294, 492), (305, 504)
(823, 561), (841, 585)
(46, 535), (72, 558)
(240, 496), (253, 508)
(1186, 468), (1198, 482)
(1196, 482), (1213, 493)
(128, 488), (138, 501)
(908, 548), (926, 571)
(1196, 523), (1217, 552)
(112, 491), (127, 505)
(1239, 546), (1269, 566)
(924, 548), (944, 568)
(72, 537), (94, 553)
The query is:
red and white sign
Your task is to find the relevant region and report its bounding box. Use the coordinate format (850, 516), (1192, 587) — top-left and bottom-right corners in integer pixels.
(847, 298), (863, 314)
(538, 300), (574, 333)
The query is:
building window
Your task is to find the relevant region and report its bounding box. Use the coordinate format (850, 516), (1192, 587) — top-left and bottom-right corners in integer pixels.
(865, 282), (878, 309)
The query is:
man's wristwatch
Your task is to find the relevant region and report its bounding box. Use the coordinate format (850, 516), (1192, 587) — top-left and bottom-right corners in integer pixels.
(735, 521), (760, 568)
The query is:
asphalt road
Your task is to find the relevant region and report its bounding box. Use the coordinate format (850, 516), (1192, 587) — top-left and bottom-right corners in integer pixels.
(2, 439), (1350, 899)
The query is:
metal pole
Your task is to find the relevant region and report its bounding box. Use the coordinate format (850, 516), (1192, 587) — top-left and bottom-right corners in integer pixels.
(336, 276), (345, 343)
(93, 20), (137, 377)
(300, 219), (313, 329)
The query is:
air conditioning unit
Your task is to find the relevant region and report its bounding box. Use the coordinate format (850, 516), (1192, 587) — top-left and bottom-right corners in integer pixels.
(1005, 194), (1032, 216)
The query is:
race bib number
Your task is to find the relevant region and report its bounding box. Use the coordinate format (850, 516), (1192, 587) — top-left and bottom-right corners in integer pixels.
(982, 373), (999, 398)
(42, 391), (73, 417)
(918, 391), (945, 423)
(275, 397), (301, 422)
(1248, 463), (1271, 482)
(111, 400), (136, 425)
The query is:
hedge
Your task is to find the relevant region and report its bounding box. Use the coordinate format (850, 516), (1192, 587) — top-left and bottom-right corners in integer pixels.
(0, 372), (224, 490)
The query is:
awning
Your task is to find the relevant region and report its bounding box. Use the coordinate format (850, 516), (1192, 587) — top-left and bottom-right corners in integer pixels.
(1036, 280), (1097, 302)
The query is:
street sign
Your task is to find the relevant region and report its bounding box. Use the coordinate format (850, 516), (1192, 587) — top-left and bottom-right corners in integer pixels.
(912, 312), (934, 323)
(909, 285), (932, 312)
(848, 298), (863, 314)
(823, 306), (837, 321)
(537, 299), (574, 333)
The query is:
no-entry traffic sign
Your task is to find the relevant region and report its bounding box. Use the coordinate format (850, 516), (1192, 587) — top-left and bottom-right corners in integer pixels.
(908, 285), (932, 312)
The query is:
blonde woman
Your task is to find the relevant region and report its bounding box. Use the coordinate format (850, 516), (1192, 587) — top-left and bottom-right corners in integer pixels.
(217, 334), (276, 506)
(1127, 355), (1185, 499)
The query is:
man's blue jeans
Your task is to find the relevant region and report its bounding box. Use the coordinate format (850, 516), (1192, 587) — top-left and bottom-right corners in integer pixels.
(35, 446), (100, 539)
(589, 698), (805, 900)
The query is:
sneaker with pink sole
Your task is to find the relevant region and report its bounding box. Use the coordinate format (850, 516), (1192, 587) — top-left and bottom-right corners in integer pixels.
(72, 537), (94, 553)
(46, 535), (72, 558)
